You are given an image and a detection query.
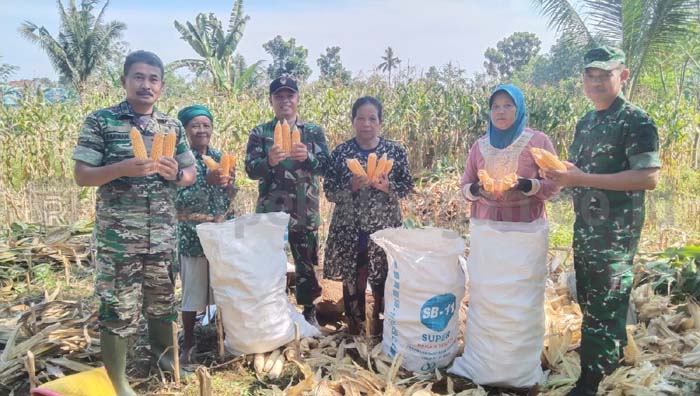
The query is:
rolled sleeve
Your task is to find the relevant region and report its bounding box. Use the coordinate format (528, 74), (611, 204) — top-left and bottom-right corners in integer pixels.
(72, 114), (104, 166)
(174, 125), (195, 168)
(625, 110), (660, 170)
(629, 151), (661, 170)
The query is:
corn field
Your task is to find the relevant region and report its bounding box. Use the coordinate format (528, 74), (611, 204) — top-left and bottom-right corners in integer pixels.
(1, 76), (700, 245)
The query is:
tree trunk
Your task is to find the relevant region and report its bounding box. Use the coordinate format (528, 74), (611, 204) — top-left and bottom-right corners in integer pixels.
(693, 126), (700, 169)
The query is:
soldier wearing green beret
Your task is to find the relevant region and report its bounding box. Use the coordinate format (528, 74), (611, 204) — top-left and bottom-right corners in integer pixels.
(545, 46), (661, 395)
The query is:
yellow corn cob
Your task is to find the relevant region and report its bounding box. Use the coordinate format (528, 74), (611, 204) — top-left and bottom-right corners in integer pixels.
(150, 132), (164, 161)
(273, 121), (283, 149)
(282, 119), (291, 153)
(366, 153), (377, 179)
(291, 127), (301, 145)
(530, 148), (566, 171)
(477, 170), (518, 193)
(202, 155), (219, 171)
(483, 178), (495, 193)
(346, 158), (367, 177)
(376, 154), (388, 171)
(384, 159), (394, 175)
(477, 169), (490, 184)
(221, 153), (236, 175)
(373, 154), (388, 180)
(502, 172), (518, 187)
(129, 128), (148, 160)
(163, 132), (176, 158)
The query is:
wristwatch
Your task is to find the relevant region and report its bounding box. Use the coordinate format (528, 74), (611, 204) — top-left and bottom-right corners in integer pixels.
(175, 169), (183, 182)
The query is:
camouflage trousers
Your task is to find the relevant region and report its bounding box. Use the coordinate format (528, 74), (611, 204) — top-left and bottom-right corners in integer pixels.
(95, 250), (177, 337)
(288, 228), (322, 306)
(572, 229), (637, 395)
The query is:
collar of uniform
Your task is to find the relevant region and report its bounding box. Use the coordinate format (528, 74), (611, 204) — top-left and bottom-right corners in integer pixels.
(599, 94), (626, 119)
(117, 100), (168, 121)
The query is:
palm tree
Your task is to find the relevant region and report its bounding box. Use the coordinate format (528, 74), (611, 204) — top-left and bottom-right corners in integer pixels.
(19, 0), (126, 99)
(531, 0), (698, 97)
(377, 46), (401, 86)
(170, 0), (262, 93)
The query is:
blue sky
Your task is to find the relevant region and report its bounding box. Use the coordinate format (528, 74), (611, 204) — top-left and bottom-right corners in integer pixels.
(1, 0), (560, 81)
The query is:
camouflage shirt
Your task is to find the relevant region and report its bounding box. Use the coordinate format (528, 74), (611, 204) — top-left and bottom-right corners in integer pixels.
(72, 101), (195, 254)
(245, 117), (329, 230)
(176, 147), (234, 257)
(569, 94), (661, 240)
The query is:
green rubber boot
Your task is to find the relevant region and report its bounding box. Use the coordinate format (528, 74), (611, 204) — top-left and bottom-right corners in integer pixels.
(147, 318), (187, 379)
(100, 330), (136, 396)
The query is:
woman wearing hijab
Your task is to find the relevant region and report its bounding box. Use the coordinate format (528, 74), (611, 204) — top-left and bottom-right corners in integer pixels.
(175, 105), (237, 364)
(449, 85), (560, 390)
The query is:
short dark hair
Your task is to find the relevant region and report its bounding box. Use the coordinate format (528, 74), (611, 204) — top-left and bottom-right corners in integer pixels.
(123, 50), (164, 78)
(351, 96), (383, 122)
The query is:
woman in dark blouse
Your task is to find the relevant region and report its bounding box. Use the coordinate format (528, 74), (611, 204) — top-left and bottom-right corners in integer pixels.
(323, 96), (413, 336)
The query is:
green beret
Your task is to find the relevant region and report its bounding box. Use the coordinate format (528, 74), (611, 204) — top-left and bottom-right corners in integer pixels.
(178, 104), (213, 127)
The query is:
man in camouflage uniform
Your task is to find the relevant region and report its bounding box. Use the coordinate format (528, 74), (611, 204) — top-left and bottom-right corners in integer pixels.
(546, 46), (661, 396)
(73, 51), (196, 396)
(245, 76), (329, 326)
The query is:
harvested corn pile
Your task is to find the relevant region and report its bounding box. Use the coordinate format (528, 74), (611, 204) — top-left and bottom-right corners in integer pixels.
(597, 285), (700, 395)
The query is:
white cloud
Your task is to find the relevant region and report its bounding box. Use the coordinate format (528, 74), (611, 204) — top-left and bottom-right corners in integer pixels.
(1, 0), (559, 81)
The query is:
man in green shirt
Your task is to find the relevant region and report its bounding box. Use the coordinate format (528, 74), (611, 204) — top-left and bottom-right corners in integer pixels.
(73, 51), (195, 396)
(245, 76), (330, 326)
(546, 46), (661, 396)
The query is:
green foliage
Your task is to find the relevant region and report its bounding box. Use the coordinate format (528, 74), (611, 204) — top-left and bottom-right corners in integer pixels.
(0, 56), (19, 82)
(317, 46), (351, 85)
(19, 0), (126, 97)
(641, 246), (700, 302)
(530, 33), (591, 86)
(483, 32), (542, 80)
(377, 46), (401, 86)
(171, 0), (261, 93)
(263, 35), (312, 82)
(530, 0), (699, 97)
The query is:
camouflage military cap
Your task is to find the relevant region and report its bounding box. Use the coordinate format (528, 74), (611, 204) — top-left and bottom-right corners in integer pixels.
(584, 46), (626, 71)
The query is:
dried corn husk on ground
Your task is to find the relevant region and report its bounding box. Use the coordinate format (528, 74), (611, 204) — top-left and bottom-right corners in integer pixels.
(0, 221), (93, 298)
(0, 297), (100, 394)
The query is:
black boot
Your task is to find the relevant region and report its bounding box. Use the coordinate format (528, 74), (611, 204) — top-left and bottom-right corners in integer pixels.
(303, 305), (320, 328)
(568, 370), (602, 396)
(370, 291), (384, 338)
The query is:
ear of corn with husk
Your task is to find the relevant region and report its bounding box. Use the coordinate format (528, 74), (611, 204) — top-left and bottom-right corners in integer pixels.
(530, 148), (566, 171)
(129, 128), (148, 160)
